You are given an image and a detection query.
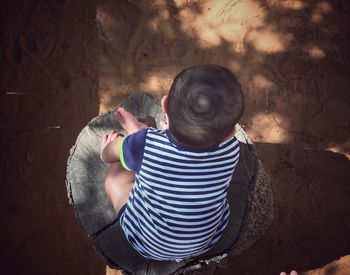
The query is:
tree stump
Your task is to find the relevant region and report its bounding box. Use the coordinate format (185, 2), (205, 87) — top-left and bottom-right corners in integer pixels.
(66, 93), (273, 275)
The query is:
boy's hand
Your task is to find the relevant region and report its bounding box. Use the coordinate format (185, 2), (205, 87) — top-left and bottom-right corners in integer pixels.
(114, 107), (148, 135)
(100, 130), (121, 162)
(160, 119), (169, 130)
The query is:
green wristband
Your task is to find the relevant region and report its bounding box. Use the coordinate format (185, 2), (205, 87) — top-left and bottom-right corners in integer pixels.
(119, 137), (131, 171)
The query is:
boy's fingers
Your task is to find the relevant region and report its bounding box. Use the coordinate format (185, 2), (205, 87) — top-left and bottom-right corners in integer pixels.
(118, 107), (126, 114)
(102, 134), (108, 143)
(114, 109), (121, 119)
(106, 130), (116, 142)
(114, 108), (125, 120)
(115, 107), (133, 120)
(111, 132), (119, 141)
(160, 121), (169, 130)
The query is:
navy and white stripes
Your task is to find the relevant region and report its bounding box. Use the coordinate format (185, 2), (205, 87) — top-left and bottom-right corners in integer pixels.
(119, 129), (240, 261)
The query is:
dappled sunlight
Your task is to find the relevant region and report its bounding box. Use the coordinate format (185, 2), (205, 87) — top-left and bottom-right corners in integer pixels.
(147, 18), (160, 33)
(246, 27), (293, 53)
(178, 0), (265, 50)
(94, 0), (349, 155)
(303, 44), (326, 59)
(177, 0), (294, 54)
(139, 71), (174, 96)
(252, 74), (274, 89)
(96, 6), (123, 47)
(148, 17), (176, 39)
(228, 60), (241, 74)
(198, 28), (222, 47)
(326, 145), (350, 160)
(174, 0), (201, 10)
(325, 136), (350, 160)
(280, 0), (306, 10)
(98, 75), (135, 114)
(268, 0), (307, 10)
(147, 1), (174, 35)
(311, 1), (333, 23)
(248, 113), (290, 143)
(99, 87), (113, 114)
(177, 7), (221, 47)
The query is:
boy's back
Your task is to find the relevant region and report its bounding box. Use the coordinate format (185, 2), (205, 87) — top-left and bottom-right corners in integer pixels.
(119, 128), (240, 261)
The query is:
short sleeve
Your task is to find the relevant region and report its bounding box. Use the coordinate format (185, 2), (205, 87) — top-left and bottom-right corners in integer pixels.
(120, 129), (147, 173)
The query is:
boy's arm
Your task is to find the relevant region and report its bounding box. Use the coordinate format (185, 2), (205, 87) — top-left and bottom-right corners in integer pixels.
(100, 131), (124, 163)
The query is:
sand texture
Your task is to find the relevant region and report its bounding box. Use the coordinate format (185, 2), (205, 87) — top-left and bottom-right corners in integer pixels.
(1, 0), (350, 274)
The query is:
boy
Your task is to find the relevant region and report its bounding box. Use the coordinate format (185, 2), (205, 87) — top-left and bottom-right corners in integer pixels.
(100, 64), (244, 261)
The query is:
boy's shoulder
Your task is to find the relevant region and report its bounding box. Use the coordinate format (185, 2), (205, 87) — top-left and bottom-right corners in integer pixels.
(146, 128), (165, 134)
(127, 128), (165, 141)
(145, 128), (168, 138)
(146, 128), (239, 156)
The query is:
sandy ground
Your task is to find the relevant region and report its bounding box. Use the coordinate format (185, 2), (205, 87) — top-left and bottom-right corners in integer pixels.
(1, 0), (350, 274)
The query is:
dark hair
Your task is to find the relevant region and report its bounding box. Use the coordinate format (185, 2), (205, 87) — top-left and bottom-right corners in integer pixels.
(168, 64), (244, 148)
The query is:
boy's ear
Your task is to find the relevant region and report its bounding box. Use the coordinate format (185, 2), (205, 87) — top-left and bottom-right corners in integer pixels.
(161, 95), (168, 113)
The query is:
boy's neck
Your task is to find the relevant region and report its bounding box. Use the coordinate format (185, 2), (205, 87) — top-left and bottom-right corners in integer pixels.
(165, 129), (228, 152)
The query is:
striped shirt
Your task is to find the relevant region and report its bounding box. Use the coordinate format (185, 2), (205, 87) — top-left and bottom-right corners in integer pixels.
(119, 128), (240, 261)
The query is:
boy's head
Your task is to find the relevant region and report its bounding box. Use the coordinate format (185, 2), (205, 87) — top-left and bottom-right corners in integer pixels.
(164, 64), (244, 148)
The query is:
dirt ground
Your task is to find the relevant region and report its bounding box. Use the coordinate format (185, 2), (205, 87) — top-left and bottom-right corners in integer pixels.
(1, 0), (350, 274)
